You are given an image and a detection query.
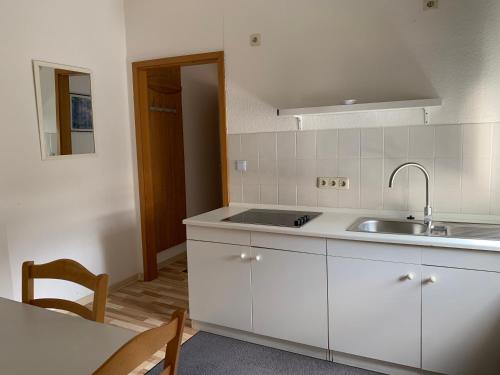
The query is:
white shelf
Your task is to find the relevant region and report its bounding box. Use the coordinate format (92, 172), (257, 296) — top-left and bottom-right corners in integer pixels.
(277, 99), (442, 117)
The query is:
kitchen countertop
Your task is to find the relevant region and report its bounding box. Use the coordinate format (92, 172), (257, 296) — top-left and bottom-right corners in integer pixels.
(183, 205), (500, 253)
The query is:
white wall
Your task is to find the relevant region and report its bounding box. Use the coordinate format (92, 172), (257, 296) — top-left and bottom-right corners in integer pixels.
(123, 0), (500, 218)
(0, 0), (139, 301)
(124, 0), (500, 133)
(223, 0), (500, 133)
(0, 215), (13, 299)
(181, 64), (222, 217)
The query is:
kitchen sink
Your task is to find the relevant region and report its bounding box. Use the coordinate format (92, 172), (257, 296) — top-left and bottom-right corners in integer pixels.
(347, 217), (500, 241)
(347, 218), (429, 235)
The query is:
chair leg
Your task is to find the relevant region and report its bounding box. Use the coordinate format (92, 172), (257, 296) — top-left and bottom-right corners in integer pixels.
(164, 309), (187, 375)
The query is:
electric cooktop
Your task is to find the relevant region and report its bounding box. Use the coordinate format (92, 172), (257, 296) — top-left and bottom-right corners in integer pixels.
(222, 209), (322, 228)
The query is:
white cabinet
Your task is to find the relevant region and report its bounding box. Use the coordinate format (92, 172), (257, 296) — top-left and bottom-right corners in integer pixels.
(187, 240), (252, 331)
(187, 224), (500, 374)
(251, 248), (328, 348)
(329, 256), (421, 368)
(422, 266), (500, 375)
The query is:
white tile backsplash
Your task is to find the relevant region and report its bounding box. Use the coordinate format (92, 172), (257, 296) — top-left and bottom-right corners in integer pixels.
(316, 158), (338, 177)
(434, 158), (461, 213)
(277, 159), (296, 185)
(297, 186), (318, 206)
(384, 127), (409, 158)
(229, 183), (243, 203)
(361, 128), (383, 158)
(228, 134), (241, 160)
(227, 123), (500, 216)
(360, 158), (383, 209)
(228, 160), (242, 186)
(338, 129), (360, 158)
(258, 158), (277, 185)
(493, 126), (500, 159)
(242, 183), (260, 204)
(461, 157), (491, 214)
(435, 125), (462, 158)
(462, 124), (492, 158)
(241, 159), (259, 185)
(240, 133), (259, 160)
(409, 127), (435, 158)
(258, 132), (277, 160)
(278, 185), (297, 205)
(296, 159), (317, 188)
(338, 158), (360, 208)
(277, 131), (296, 159)
(296, 131), (316, 159)
(491, 158), (500, 214)
(260, 184), (278, 205)
(318, 189), (338, 208)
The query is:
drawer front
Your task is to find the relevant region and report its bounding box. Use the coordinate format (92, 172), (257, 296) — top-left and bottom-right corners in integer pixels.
(186, 226), (250, 246)
(327, 239), (421, 264)
(422, 247), (500, 272)
(251, 232), (326, 255)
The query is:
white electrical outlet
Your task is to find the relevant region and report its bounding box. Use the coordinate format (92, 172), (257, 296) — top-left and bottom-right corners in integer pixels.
(423, 0), (438, 10)
(317, 177), (349, 189)
(338, 177), (350, 189)
(317, 177), (329, 188)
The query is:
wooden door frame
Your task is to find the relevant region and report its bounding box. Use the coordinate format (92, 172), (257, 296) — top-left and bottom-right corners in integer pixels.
(132, 51), (228, 281)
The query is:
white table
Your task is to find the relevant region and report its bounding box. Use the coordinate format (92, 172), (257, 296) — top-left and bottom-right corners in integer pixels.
(0, 297), (136, 375)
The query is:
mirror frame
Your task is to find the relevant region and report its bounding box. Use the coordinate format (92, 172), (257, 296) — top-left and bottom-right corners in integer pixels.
(33, 60), (96, 160)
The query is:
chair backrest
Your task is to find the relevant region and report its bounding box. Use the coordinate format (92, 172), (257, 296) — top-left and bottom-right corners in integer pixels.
(22, 259), (109, 323)
(93, 309), (187, 375)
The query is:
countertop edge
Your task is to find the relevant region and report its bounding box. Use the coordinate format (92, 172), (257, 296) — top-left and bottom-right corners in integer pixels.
(183, 213), (500, 253)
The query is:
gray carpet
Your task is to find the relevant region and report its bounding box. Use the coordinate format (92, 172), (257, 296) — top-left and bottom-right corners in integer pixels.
(146, 331), (382, 375)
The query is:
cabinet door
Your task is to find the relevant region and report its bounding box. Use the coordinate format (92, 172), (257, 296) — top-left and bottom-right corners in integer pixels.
(422, 266), (500, 375)
(252, 248), (328, 348)
(187, 240), (252, 331)
(329, 257), (421, 368)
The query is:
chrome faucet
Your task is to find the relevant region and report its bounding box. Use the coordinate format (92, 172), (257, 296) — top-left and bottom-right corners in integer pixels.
(389, 162), (432, 226)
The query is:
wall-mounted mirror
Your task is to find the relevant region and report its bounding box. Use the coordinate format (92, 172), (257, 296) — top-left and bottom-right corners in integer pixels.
(33, 61), (95, 159)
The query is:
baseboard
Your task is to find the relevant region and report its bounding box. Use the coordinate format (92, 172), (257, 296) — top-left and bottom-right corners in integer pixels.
(331, 351), (421, 375)
(157, 242), (187, 270)
(192, 321), (328, 360)
(76, 273), (139, 305)
(193, 321), (423, 375)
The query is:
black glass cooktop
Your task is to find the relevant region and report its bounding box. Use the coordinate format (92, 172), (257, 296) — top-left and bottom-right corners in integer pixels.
(222, 209), (322, 228)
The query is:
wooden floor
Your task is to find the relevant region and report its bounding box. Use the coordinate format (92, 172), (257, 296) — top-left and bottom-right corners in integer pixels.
(87, 252), (196, 375)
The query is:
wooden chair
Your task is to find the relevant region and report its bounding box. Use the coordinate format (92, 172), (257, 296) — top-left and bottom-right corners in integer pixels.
(22, 259), (109, 323)
(93, 309), (187, 375)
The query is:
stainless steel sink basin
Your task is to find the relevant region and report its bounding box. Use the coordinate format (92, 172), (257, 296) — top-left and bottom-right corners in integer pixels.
(347, 217), (500, 241)
(347, 218), (429, 235)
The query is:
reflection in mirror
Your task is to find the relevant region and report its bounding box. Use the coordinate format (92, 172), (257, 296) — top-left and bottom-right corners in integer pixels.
(33, 61), (95, 158)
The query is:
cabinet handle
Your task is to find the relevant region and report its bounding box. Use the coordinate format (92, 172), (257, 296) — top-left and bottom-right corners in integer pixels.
(425, 276), (437, 283)
(405, 273), (415, 280)
(240, 253), (247, 260)
(254, 255), (262, 262)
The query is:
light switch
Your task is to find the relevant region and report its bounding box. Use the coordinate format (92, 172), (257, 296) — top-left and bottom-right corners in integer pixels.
(235, 160), (248, 172)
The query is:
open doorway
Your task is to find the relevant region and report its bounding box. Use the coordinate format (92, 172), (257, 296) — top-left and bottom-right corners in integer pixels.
(132, 52), (228, 281)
